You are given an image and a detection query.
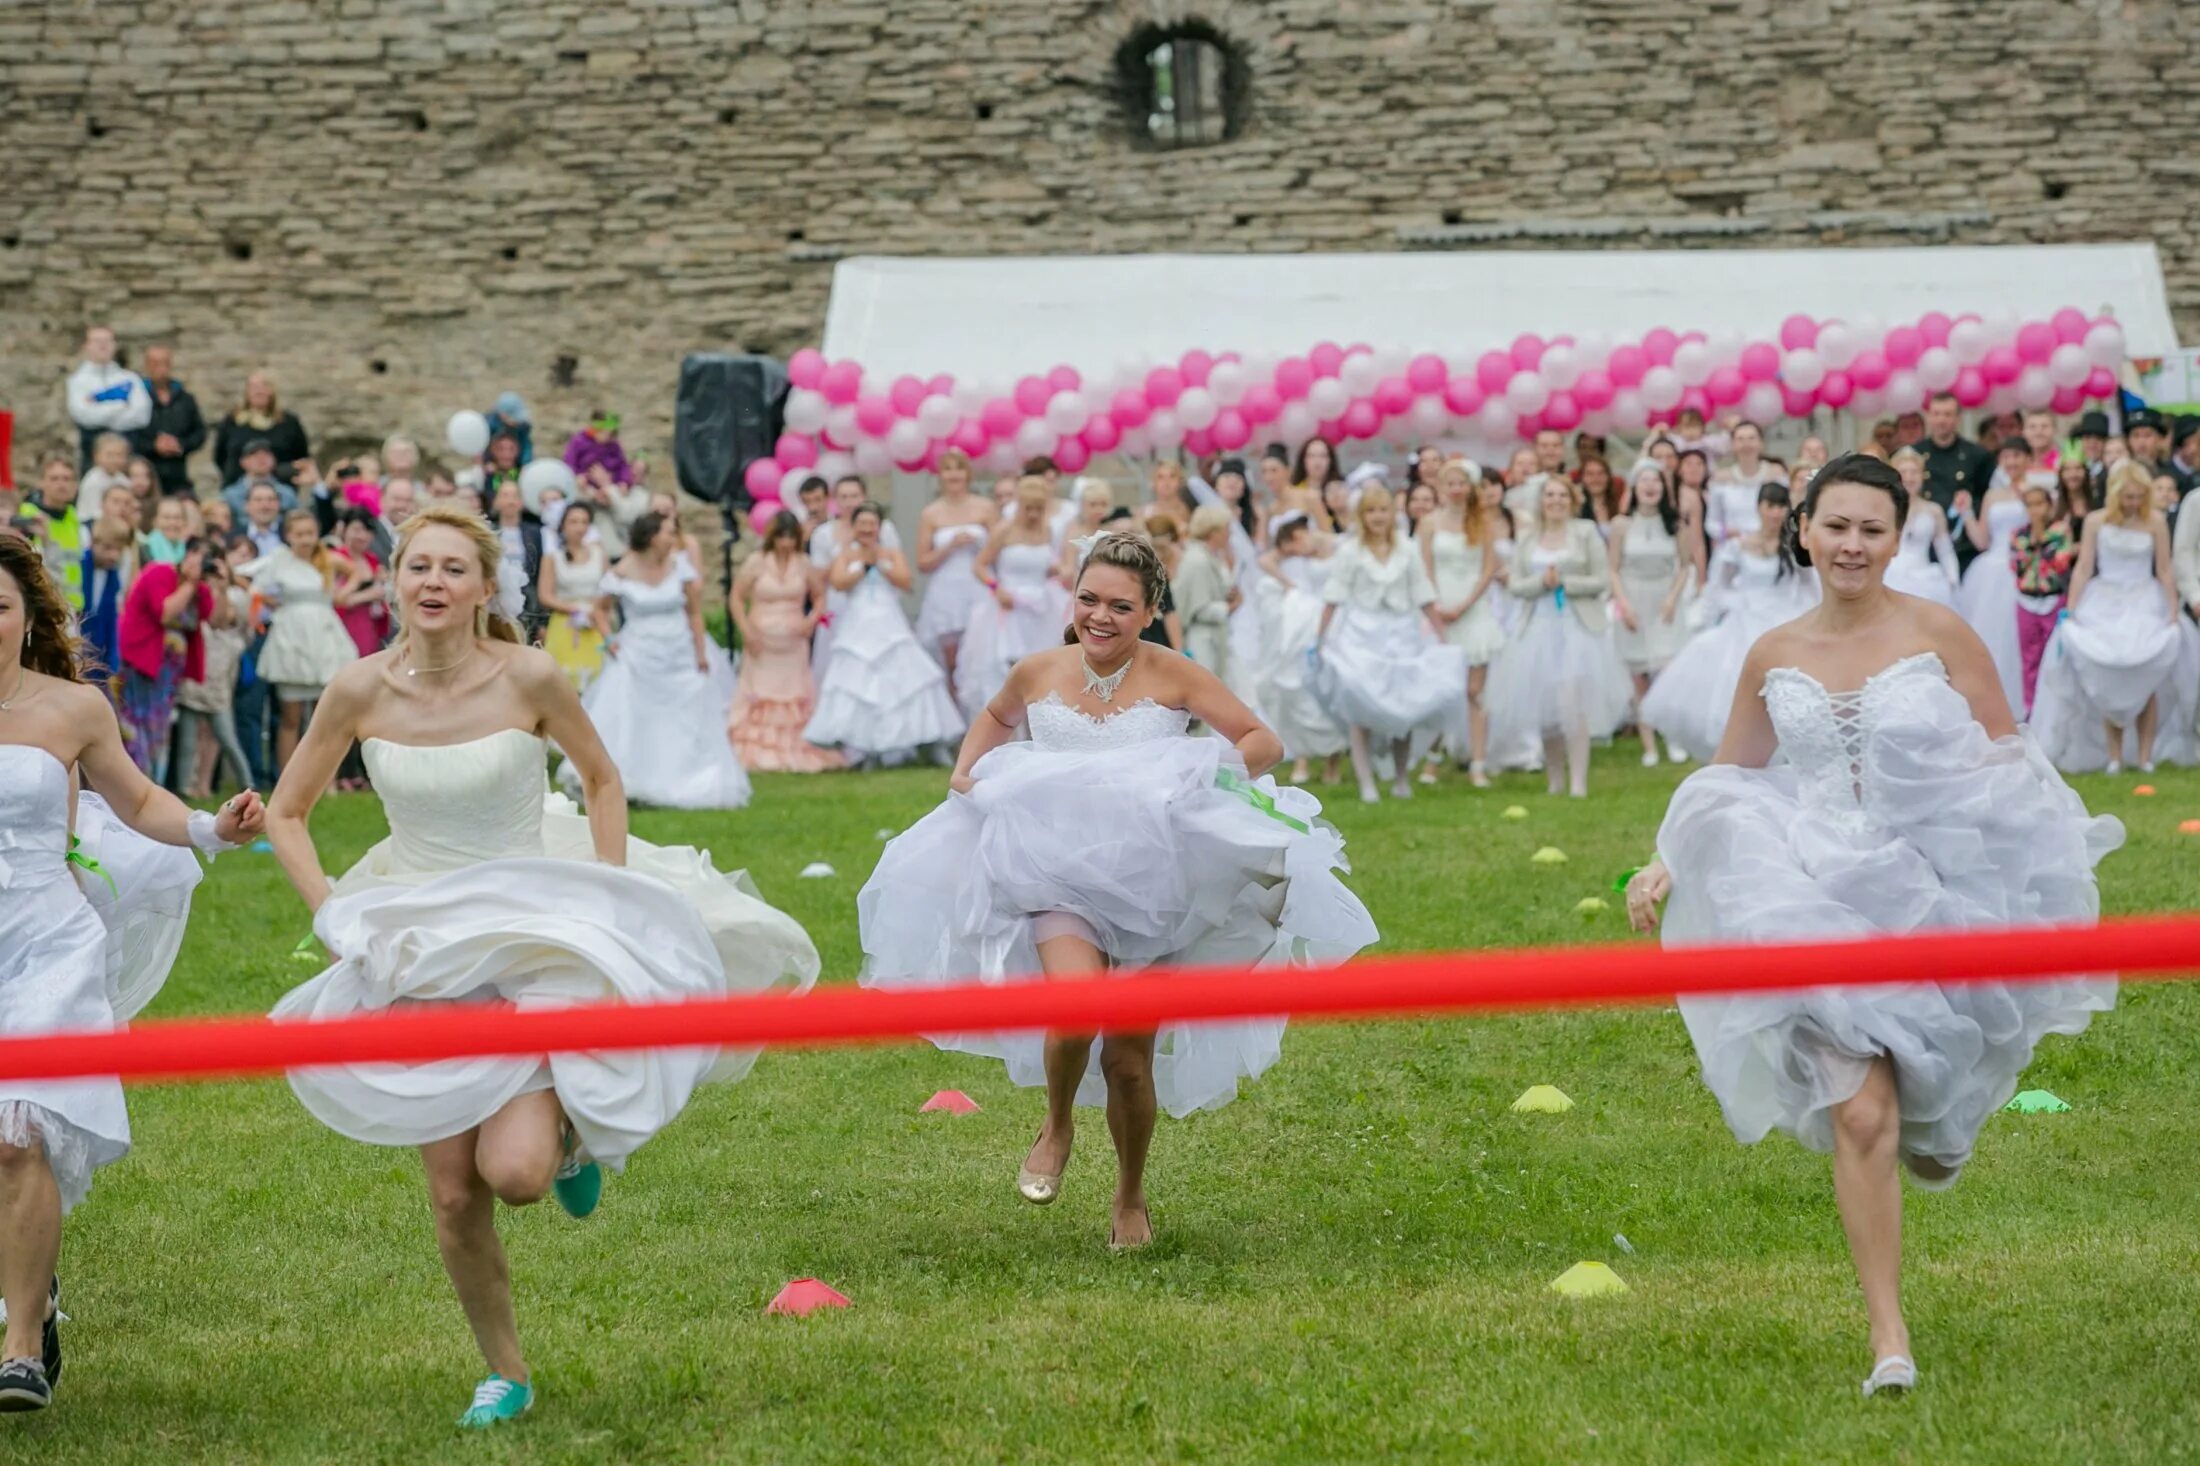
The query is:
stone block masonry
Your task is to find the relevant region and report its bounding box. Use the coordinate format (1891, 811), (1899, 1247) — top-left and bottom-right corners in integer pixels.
(3, 0), (2194, 476)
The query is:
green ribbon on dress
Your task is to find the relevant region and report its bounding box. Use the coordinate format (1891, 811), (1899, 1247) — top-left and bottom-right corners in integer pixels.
(66, 837), (117, 898)
(1214, 769), (1310, 834)
(1612, 866), (1643, 895)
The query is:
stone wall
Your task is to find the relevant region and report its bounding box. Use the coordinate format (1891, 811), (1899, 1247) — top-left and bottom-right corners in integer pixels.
(4, 0), (2195, 482)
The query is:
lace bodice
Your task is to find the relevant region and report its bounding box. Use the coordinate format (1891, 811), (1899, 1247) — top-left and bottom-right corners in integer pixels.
(0, 745), (70, 889)
(1025, 694), (1190, 752)
(2093, 523), (2157, 586)
(1760, 652), (1949, 816)
(360, 729), (548, 871)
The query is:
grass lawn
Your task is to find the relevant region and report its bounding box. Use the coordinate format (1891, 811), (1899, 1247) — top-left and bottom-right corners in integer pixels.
(16, 750), (2200, 1462)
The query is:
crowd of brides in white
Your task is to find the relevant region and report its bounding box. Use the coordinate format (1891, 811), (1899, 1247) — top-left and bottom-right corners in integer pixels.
(0, 401), (2159, 1424)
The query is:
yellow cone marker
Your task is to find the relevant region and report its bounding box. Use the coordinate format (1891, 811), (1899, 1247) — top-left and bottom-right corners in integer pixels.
(1511, 1084), (1575, 1113)
(1530, 846), (1567, 865)
(1500, 805), (1529, 821)
(1575, 896), (1608, 916)
(1549, 1261), (1629, 1297)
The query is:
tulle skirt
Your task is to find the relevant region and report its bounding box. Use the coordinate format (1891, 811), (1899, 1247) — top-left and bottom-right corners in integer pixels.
(1661, 695), (2120, 1170)
(858, 736), (1377, 1116)
(576, 633), (751, 809)
(956, 582), (1069, 718)
(1485, 602), (1634, 745)
(915, 560), (989, 657)
(804, 582), (965, 762)
(1957, 551), (2026, 714)
(274, 797), (819, 1167)
(1311, 605), (1468, 742)
(1640, 589), (1809, 759)
(1440, 598), (1509, 667)
(2029, 603), (2200, 771)
(256, 604), (357, 691)
(1258, 584), (1348, 759)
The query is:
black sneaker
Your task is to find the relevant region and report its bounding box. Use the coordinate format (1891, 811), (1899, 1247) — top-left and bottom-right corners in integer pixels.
(0, 1358), (50, 1412)
(40, 1278), (59, 1388)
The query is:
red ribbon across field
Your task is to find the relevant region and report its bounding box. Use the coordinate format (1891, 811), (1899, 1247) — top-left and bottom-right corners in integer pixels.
(3, 916), (2198, 1085)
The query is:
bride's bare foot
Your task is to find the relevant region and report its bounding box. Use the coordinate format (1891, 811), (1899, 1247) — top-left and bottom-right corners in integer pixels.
(1107, 1193), (1152, 1251)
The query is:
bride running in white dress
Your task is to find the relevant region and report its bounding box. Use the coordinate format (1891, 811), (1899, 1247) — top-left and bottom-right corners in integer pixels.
(1254, 514), (1347, 785)
(1626, 455), (2119, 1400)
(859, 532), (1376, 1251)
(804, 499), (965, 765)
(265, 507), (818, 1429)
(1953, 475), (2030, 714)
(0, 533), (263, 1413)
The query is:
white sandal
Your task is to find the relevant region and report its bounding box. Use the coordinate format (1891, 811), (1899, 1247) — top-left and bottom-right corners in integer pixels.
(1861, 1355), (1917, 1397)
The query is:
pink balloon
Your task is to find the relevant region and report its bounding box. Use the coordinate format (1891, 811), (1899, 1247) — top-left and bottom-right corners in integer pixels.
(743, 458), (784, 497)
(1443, 377), (1485, 416)
(819, 361), (862, 405)
(1109, 388), (1152, 429)
(1738, 342), (1782, 382)
(1781, 385), (1817, 418)
(1013, 376), (1050, 417)
(1542, 390), (1582, 431)
(1144, 366), (1185, 409)
(889, 375), (927, 416)
(1980, 345), (2022, 385)
(1239, 383), (1283, 424)
(1881, 327), (1923, 369)
(1681, 387), (1711, 418)
(2015, 322), (2058, 365)
(1373, 377), (1414, 415)
(1406, 354), (1448, 394)
(1848, 351), (1890, 390)
(950, 418), (989, 455)
(1778, 314), (1818, 350)
(1274, 357), (1314, 399)
(1642, 328), (1679, 367)
(787, 349), (827, 390)
(1210, 408), (1252, 450)
(1816, 371), (1855, 408)
(981, 397), (1022, 437)
(1179, 350), (1214, 387)
(1047, 364), (1082, 393)
(2082, 366), (2117, 399)
(1476, 351), (1515, 394)
(1515, 412), (1543, 439)
(2050, 308), (2090, 345)
(1607, 345), (1647, 388)
(774, 433), (817, 469)
(747, 496), (785, 534)
(927, 373), (956, 396)
(1510, 333), (1546, 371)
(1571, 368), (1615, 410)
(1704, 366), (1746, 407)
(1080, 414), (1122, 452)
(1952, 366), (1990, 407)
(1341, 400), (1381, 439)
(1317, 417), (1346, 442)
(1183, 427), (1216, 457)
(1308, 342), (1346, 377)
(854, 394), (895, 437)
(1053, 438), (1091, 474)
(2049, 385), (2084, 414)
(1917, 312), (1953, 349)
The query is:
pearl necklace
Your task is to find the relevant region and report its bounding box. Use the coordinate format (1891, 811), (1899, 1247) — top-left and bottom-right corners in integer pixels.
(1081, 649), (1133, 703)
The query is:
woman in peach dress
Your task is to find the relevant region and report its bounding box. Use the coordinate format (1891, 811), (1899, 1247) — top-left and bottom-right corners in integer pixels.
(728, 510), (845, 772)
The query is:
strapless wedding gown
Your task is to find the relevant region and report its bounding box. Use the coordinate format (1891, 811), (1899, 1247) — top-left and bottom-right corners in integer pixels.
(1883, 510), (1959, 608)
(0, 747), (203, 1212)
(804, 569), (966, 763)
(274, 729), (818, 1167)
(576, 561), (751, 808)
(1660, 653), (2120, 1171)
(2028, 522), (2200, 770)
(913, 523), (990, 656)
(1256, 555), (1348, 760)
(955, 541), (1069, 718)
(1640, 546), (1817, 760)
(1957, 498), (2028, 713)
(858, 695), (1377, 1116)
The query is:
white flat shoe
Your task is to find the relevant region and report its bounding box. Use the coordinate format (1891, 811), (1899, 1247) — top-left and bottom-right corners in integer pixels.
(1861, 1355), (1917, 1397)
(1640, 748), (1660, 768)
(2105, 760), (2122, 775)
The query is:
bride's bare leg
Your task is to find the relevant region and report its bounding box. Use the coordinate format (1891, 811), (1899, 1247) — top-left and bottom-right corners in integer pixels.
(1029, 931), (1104, 1178)
(1830, 1057), (1909, 1365)
(1099, 1032), (1157, 1247)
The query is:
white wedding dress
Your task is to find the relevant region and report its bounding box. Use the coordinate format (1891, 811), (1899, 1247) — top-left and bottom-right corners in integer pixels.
(1256, 555), (1348, 760)
(274, 729), (818, 1168)
(575, 560), (752, 808)
(1883, 509), (1959, 608)
(1639, 545), (1817, 760)
(2028, 522), (2200, 770)
(1957, 497), (2029, 714)
(954, 541), (1069, 719)
(858, 694), (1378, 1116)
(804, 567), (966, 763)
(0, 748), (203, 1213)
(1660, 653), (2120, 1171)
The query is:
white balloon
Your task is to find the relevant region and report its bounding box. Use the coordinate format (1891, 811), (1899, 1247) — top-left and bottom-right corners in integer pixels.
(815, 450), (855, 481)
(1608, 389), (1648, 431)
(1742, 381), (1785, 423)
(1147, 409), (1183, 449)
(1815, 322), (1860, 370)
(1045, 389), (1088, 435)
(1573, 330), (1613, 368)
(952, 379), (990, 414)
(1478, 399), (1519, 441)
(1850, 314), (1886, 349)
(1504, 371), (1551, 415)
(1849, 386), (1888, 419)
(1704, 329), (1746, 369)
(1946, 318), (1988, 366)
(1373, 344), (1412, 376)
(1539, 344), (1582, 390)
(1883, 371), (1922, 411)
(1672, 340), (1713, 387)
(887, 419), (929, 462)
(1409, 396), (1451, 437)
(2082, 320), (2126, 369)
(1117, 425), (1152, 459)
(517, 458), (575, 513)
(1782, 348), (1827, 393)
(916, 394), (959, 438)
(2015, 365), (2055, 410)
(824, 403), (859, 447)
(1979, 306), (2020, 348)
(2046, 343), (2090, 389)
(1914, 347), (1960, 392)
(1276, 402), (1318, 445)
(1207, 359), (1249, 407)
(1014, 418), (1056, 460)
(853, 440), (892, 475)
(1307, 377), (1350, 419)
(1339, 353), (1382, 396)
(445, 410), (490, 458)
(783, 388), (830, 434)
(779, 466), (811, 499)
(1639, 365), (1684, 411)
(1174, 387), (1219, 431)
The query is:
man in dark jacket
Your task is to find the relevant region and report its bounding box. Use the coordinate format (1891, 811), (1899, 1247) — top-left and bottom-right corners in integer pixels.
(1908, 391), (1996, 569)
(128, 344), (207, 495)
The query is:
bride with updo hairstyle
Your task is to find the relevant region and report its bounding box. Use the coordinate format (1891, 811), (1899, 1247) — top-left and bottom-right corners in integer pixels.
(1625, 454), (2120, 1401)
(859, 530), (1376, 1253)
(264, 505), (818, 1429)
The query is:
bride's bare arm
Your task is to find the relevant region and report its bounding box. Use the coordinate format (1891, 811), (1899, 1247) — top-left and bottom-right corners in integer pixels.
(528, 650), (628, 865)
(1925, 603), (2017, 739)
(267, 661), (376, 912)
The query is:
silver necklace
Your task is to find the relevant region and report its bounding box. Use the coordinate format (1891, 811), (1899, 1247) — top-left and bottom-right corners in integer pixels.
(0, 664), (26, 711)
(1081, 650), (1133, 703)
(406, 646), (475, 680)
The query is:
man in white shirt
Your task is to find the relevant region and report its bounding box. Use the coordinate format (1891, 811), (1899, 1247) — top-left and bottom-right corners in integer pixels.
(65, 325), (151, 470)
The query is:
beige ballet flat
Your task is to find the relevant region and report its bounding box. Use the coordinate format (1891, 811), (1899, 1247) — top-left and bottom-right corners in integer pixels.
(1017, 1164), (1064, 1206)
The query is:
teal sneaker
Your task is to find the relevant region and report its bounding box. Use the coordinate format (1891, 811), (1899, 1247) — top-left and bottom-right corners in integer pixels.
(553, 1128), (602, 1220)
(457, 1373), (533, 1429)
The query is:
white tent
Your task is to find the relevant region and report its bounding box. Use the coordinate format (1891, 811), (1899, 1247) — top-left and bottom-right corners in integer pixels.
(822, 242), (2180, 376)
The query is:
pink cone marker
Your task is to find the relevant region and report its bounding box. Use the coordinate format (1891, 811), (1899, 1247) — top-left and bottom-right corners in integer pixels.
(919, 1089), (981, 1115)
(767, 1278), (851, 1317)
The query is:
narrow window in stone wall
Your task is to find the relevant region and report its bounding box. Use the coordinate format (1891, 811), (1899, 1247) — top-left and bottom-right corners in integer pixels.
(1118, 25), (1243, 150)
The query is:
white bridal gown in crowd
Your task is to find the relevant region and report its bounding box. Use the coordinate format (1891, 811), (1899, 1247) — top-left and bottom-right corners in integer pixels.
(274, 729), (818, 1167)
(575, 559), (751, 808)
(1882, 509), (1959, 609)
(955, 542), (1069, 718)
(1483, 537), (1635, 753)
(912, 523), (991, 659)
(0, 752), (203, 1213)
(1639, 544), (1818, 760)
(1661, 652), (2119, 1173)
(1312, 536), (1468, 750)
(803, 565), (966, 764)
(858, 693), (1377, 1116)
(1957, 497), (2029, 714)
(1257, 552), (1349, 762)
(2029, 522), (2200, 770)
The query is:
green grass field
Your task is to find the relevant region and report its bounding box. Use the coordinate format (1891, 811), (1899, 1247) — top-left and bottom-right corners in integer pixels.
(17, 752), (2200, 1462)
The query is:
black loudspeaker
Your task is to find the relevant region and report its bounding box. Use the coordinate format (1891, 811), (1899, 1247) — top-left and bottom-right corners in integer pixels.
(675, 353), (786, 509)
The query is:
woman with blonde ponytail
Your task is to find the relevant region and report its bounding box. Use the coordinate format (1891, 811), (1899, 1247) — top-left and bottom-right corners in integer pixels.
(263, 505), (818, 1430)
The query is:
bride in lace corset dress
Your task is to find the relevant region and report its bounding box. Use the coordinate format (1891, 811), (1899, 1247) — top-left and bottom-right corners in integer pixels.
(1626, 457), (2119, 1399)
(861, 531), (1375, 1252)
(263, 508), (817, 1426)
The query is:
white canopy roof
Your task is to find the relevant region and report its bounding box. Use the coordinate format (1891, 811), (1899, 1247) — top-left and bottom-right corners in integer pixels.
(822, 242), (2179, 376)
